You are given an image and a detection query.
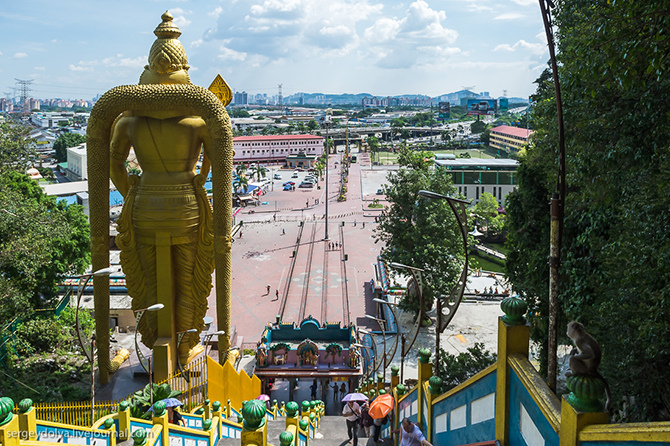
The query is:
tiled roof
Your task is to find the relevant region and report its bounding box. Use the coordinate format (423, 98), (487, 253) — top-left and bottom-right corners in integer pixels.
(233, 134), (324, 142)
(490, 125), (534, 139)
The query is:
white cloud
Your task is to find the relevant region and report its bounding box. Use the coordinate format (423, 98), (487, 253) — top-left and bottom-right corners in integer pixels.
(494, 12), (526, 20)
(14, 52), (28, 59)
(218, 45), (247, 61)
(494, 39), (545, 55)
(510, 0), (537, 5)
(208, 7), (223, 18)
(362, 1), (458, 69)
(191, 39), (204, 48)
(69, 64), (93, 72)
(34, 66), (45, 70)
(170, 8), (192, 28)
(0, 51), (3, 56)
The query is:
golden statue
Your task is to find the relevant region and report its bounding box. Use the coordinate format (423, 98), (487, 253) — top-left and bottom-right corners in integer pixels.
(87, 12), (233, 383)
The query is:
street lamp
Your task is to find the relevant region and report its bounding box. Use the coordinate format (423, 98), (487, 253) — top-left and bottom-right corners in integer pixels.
(371, 298), (400, 379)
(364, 314), (388, 383)
(133, 303), (164, 407)
(324, 110), (332, 240)
(387, 262), (425, 384)
(416, 190), (470, 373)
(202, 330), (225, 398)
(177, 329), (199, 383)
(73, 266), (117, 425)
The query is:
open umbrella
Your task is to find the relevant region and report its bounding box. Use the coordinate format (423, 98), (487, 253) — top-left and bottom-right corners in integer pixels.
(149, 398), (182, 411)
(368, 394), (394, 419)
(342, 393), (368, 403)
(256, 394), (271, 402)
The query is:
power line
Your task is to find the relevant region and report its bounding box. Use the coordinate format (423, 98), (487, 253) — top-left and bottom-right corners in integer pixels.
(15, 78), (34, 113)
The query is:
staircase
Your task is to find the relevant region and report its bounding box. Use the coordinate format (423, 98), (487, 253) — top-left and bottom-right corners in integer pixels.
(217, 415), (393, 446)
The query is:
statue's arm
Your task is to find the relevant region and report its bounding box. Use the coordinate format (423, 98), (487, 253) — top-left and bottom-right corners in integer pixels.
(199, 123), (212, 179)
(110, 117), (133, 197)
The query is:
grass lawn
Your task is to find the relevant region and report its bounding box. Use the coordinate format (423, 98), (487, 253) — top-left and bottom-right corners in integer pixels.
(472, 255), (505, 274)
(486, 242), (510, 256)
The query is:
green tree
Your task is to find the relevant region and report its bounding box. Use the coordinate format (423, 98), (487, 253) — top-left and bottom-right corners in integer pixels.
(0, 171), (90, 321)
(232, 175), (249, 196)
(505, 0), (670, 420)
(307, 120), (318, 131)
(470, 120), (488, 134)
(0, 122), (37, 173)
(53, 133), (86, 163)
(435, 343), (497, 392)
(374, 146), (465, 318)
(473, 192), (499, 234)
(367, 136), (380, 164)
(251, 164), (266, 182)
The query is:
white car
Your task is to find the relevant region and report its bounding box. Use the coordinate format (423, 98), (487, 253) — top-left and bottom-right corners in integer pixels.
(274, 173), (282, 180)
(291, 172), (299, 178)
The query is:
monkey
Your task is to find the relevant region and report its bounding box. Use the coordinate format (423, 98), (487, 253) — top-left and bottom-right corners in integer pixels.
(566, 321), (612, 410)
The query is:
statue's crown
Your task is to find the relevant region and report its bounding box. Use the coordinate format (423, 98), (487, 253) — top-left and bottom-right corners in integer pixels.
(144, 11), (189, 76)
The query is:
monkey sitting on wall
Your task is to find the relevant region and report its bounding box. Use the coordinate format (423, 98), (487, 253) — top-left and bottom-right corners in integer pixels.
(566, 321), (612, 410)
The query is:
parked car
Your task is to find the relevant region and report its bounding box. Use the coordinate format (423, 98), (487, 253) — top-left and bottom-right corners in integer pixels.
(283, 181), (296, 187)
(305, 176), (317, 182)
(283, 185), (294, 191)
(291, 172), (299, 178)
(299, 181), (315, 188)
(376, 189), (383, 195)
(274, 173), (282, 180)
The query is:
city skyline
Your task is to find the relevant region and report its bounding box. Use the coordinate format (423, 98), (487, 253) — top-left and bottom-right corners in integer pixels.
(1, 0), (547, 101)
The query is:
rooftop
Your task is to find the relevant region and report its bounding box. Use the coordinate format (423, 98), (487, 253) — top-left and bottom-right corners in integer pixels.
(490, 125), (534, 139)
(233, 134), (324, 142)
(434, 158), (519, 168)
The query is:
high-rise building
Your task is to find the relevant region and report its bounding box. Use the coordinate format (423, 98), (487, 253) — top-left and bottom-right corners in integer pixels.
(234, 91), (248, 106)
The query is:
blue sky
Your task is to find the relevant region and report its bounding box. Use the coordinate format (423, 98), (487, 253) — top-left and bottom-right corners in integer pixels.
(1, 0), (547, 101)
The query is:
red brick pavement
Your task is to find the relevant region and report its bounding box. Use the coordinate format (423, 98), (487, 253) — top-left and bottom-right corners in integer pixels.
(205, 153), (384, 347)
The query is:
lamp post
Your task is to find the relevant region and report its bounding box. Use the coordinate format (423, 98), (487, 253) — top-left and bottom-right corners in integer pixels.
(416, 190), (470, 374)
(73, 266), (117, 425)
(202, 330), (225, 398)
(387, 262), (425, 384)
(324, 110), (332, 240)
(177, 329), (199, 383)
(372, 298), (400, 376)
(133, 303), (164, 406)
(352, 342), (377, 384)
(364, 315), (388, 383)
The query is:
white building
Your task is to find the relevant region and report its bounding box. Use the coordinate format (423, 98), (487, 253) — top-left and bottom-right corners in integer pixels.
(66, 143), (87, 181)
(434, 158), (518, 205)
(233, 134), (324, 164)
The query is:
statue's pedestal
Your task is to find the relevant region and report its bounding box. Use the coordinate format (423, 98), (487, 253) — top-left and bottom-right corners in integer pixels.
(154, 337), (175, 383)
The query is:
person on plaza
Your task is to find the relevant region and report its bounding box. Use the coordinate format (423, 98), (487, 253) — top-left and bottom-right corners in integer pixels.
(310, 379), (318, 400)
(342, 400), (361, 446)
(306, 200), (309, 208)
(266, 285), (271, 294)
(372, 413), (388, 444)
(391, 418), (433, 446)
(282, 228), (285, 235)
(275, 289), (279, 300)
(354, 219), (357, 226)
(359, 402), (374, 437)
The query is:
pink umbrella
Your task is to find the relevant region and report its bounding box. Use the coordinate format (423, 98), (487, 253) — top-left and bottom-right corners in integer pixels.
(256, 394), (271, 402)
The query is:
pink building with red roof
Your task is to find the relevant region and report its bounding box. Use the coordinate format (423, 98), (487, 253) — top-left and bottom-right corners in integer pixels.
(489, 125), (534, 154)
(233, 134), (324, 165)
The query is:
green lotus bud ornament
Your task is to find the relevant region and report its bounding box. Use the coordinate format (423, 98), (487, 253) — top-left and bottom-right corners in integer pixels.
(299, 419), (309, 431)
(152, 401), (166, 417)
(391, 366), (399, 377)
(132, 429), (148, 446)
(396, 384), (407, 396)
(242, 400), (266, 430)
(286, 401), (299, 417)
(566, 375), (607, 412)
(418, 348), (432, 364)
(0, 397), (14, 426)
(19, 398), (33, 414)
(301, 401), (310, 414)
(203, 419), (212, 431)
(500, 295), (528, 325)
(377, 373), (384, 383)
(103, 418), (115, 429)
(279, 431), (294, 446)
(429, 376), (443, 395)
(212, 401), (221, 412)
(272, 399), (277, 407)
(379, 390), (387, 395)
(119, 401), (129, 412)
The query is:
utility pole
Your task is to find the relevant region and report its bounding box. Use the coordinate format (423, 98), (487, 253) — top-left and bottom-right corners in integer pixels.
(14, 78), (34, 113)
(324, 109), (331, 240)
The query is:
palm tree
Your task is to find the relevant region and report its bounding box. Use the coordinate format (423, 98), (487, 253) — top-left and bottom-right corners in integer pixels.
(235, 163), (248, 178)
(251, 164), (266, 182)
(313, 162), (324, 181)
(232, 175), (249, 196)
